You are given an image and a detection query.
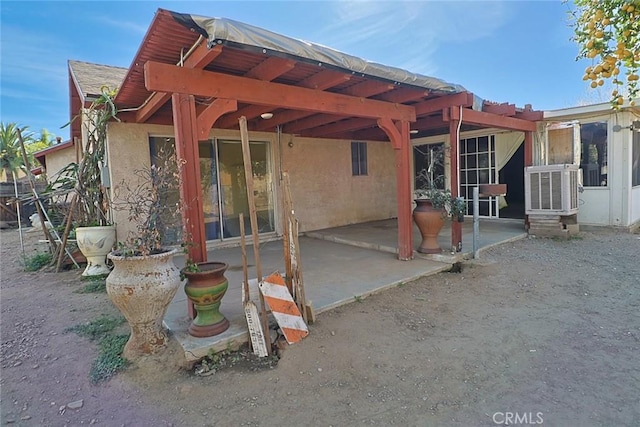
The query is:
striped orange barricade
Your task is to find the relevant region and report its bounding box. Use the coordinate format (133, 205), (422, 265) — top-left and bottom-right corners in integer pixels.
(259, 272), (308, 344)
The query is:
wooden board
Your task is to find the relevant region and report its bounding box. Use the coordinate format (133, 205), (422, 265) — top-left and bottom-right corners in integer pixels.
(243, 300), (268, 357)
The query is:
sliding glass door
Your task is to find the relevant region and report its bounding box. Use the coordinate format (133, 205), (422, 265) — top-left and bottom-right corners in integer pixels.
(216, 139), (274, 238)
(149, 136), (275, 243)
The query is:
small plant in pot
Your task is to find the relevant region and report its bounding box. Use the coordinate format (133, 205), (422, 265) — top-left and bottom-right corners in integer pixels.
(413, 145), (467, 254)
(105, 149), (184, 360)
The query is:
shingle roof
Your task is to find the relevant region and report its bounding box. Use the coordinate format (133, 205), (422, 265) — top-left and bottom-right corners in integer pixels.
(68, 60), (127, 100)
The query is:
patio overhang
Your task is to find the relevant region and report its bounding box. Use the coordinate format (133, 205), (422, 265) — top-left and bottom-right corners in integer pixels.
(90, 8), (542, 263)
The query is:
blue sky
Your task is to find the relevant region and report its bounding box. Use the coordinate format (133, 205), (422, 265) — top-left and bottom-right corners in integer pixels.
(1, 1), (606, 141)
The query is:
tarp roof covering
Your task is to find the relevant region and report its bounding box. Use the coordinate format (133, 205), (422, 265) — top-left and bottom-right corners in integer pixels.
(171, 11), (466, 95)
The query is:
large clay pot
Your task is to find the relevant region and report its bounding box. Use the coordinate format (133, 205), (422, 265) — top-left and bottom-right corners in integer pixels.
(413, 199), (445, 254)
(106, 249), (181, 360)
(183, 261), (230, 338)
(76, 225), (116, 276)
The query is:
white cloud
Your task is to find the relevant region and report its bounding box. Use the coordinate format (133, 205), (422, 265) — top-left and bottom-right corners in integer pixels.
(316, 1), (512, 76)
(94, 16), (148, 35)
(1, 25), (69, 86)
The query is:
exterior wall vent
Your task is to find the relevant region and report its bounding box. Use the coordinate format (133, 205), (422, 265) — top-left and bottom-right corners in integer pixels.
(525, 164), (579, 215)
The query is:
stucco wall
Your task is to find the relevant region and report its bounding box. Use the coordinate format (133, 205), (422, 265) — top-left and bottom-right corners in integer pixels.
(44, 147), (77, 179)
(281, 135), (397, 232)
(105, 122), (396, 241)
(106, 122), (174, 241)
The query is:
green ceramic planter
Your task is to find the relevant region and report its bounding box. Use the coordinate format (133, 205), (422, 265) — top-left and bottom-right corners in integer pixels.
(183, 261), (230, 337)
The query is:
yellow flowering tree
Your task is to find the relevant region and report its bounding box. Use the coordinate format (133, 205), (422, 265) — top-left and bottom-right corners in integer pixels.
(570, 0), (639, 107)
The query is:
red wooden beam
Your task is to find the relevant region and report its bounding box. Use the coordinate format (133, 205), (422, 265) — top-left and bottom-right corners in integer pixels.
(450, 107), (537, 132)
(136, 44), (225, 123)
(144, 61), (416, 121)
(414, 92), (473, 117)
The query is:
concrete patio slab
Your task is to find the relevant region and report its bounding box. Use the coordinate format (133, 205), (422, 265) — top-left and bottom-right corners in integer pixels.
(164, 218), (527, 363)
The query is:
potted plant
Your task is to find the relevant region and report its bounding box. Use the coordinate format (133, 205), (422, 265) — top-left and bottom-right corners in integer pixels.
(105, 149), (184, 360)
(413, 145), (467, 254)
(47, 86), (118, 275)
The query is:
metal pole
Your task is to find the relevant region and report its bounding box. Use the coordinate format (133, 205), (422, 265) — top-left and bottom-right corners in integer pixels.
(473, 186), (480, 259)
(12, 172), (25, 258)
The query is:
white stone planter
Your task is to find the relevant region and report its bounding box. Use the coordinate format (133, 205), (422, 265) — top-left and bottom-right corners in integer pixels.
(75, 225), (117, 276)
(106, 249), (181, 360)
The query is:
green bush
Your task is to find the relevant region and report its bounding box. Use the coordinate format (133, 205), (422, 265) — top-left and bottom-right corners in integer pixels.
(22, 252), (52, 271)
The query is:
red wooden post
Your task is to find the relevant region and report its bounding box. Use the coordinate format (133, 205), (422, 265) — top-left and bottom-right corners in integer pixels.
(524, 131), (533, 166)
(377, 118), (413, 260)
(172, 93), (207, 264)
(395, 120), (413, 260)
(172, 94), (207, 319)
(523, 130), (534, 230)
(449, 108), (462, 252)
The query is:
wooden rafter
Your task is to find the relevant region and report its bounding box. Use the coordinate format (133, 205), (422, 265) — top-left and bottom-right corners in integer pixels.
(483, 102), (516, 116)
(447, 107), (537, 132)
(275, 77), (402, 134)
(342, 80), (395, 98)
(136, 44), (225, 123)
(377, 87), (429, 104)
(144, 61), (416, 121)
(216, 57), (297, 129)
(414, 92), (473, 117)
(297, 69), (352, 90)
(285, 114), (343, 134)
(253, 70), (354, 132)
(304, 117), (376, 138)
(245, 56), (296, 80)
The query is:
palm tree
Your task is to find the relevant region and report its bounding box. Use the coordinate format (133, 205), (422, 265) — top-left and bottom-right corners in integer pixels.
(0, 122), (34, 182)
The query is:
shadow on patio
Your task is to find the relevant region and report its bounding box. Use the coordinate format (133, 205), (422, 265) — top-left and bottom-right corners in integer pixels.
(165, 218), (527, 363)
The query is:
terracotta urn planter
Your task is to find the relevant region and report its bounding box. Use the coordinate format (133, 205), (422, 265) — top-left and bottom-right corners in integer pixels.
(413, 199), (445, 254)
(76, 225), (116, 276)
(183, 261), (230, 338)
(106, 249), (181, 360)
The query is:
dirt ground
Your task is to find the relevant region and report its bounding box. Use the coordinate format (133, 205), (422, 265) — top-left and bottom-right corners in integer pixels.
(1, 226), (639, 426)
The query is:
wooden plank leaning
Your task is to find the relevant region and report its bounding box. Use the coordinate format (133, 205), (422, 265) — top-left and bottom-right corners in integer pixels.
(239, 116), (271, 356)
(239, 212), (268, 357)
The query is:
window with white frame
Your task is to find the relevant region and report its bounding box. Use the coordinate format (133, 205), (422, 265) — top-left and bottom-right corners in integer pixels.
(580, 121), (608, 187)
(460, 135), (497, 217)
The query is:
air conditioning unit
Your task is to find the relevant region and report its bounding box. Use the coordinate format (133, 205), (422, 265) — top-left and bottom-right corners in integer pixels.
(525, 164), (579, 215)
